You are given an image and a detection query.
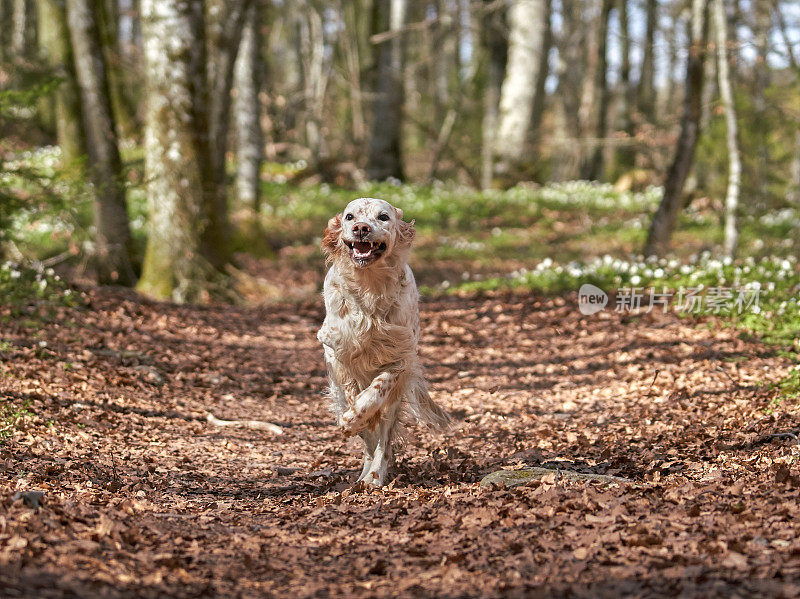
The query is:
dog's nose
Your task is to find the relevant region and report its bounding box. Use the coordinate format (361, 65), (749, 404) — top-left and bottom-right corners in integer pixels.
(353, 222), (372, 238)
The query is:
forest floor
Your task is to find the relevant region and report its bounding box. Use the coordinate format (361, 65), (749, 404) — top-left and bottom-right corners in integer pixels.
(2, 286), (800, 597)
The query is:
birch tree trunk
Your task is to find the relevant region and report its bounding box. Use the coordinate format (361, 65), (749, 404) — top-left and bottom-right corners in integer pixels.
(713, 0), (740, 258)
(233, 1), (264, 211)
(37, 0), (86, 165)
(645, 0), (709, 257)
(366, 0), (407, 181)
(66, 0), (136, 286)
(137, 0), (216, 302)
(493, 0), (548, 176)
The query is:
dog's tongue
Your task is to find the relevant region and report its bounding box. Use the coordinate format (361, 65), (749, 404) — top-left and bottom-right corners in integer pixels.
(353, 241), (372, 253)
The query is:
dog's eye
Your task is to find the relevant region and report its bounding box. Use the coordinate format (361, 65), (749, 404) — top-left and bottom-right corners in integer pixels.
(378, 213), (390, 221)
(344, 213), (354, 221)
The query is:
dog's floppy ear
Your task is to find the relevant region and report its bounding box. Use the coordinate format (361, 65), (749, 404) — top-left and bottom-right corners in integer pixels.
(322, 214), (343, 257)
(394, 206), (404, 220)
(396, 218), (416, 247)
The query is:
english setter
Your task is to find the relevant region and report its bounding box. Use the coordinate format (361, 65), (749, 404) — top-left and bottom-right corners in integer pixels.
(317, 197), (450, 486)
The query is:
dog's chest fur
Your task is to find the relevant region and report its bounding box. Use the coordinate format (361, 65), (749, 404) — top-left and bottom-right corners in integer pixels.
(321, 265), (416, 375)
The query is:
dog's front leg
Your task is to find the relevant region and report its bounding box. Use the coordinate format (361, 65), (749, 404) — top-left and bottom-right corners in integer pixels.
(357, 428), (378, 483)
(361, 402), (399, 486)
(339, 371), (397, 436)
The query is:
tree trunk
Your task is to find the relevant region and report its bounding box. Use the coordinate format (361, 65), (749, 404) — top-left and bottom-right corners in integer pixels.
(12, 0), (36, 60)
(433, 0), (455, 122)
(95, 0), (138, 138)
(480, 0), (507, 189)
(645, 0), (709, 257)
(366, 0), (406, 181)
(713, 0), (740, 258)
(297, 2), (330, 164)
(614, 0), (636, 174)
(552, 0), (584, 181)
(138, 0), (216, 302)
(234, 1), (264, 211)
(791, 129), (800, 250)
(0, 1), (11, 63)
(775, 1), (800, 249)
(66, 0), (136, 286)
(637, 0), (657, 123)
(493, 0), (549, 177)
(204, 0), (252, 267)
(37, 0), (86, 165)
(342, 0), (367, 146)
(528, 0), (552, 153)
(583, 0), (613, 181)
(752, 1), (771, 207)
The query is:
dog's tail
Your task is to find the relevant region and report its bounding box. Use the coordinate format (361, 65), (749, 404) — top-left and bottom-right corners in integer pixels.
(408, 375), (452, 432)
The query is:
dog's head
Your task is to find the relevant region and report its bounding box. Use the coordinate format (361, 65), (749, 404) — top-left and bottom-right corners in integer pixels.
(322, 198), (415, 268)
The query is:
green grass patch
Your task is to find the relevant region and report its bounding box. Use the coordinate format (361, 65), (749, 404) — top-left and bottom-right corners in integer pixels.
(0, 398), (31, 440)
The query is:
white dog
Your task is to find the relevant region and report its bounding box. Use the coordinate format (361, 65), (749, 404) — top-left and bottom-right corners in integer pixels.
(317, 197), (450, 486)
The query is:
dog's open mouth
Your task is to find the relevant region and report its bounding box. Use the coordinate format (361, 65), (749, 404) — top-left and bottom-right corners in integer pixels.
(344, 239), (387, 267)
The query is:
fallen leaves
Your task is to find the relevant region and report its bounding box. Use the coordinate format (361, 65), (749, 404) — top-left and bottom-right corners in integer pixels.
(0, 288), (799, 597)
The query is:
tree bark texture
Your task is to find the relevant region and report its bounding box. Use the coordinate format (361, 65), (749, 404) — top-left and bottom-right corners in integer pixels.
(66, 0), (136, 286)
(645, 0), (709, 257)
(493, 0), (549, 172)
(713, 0), (741, 258)
(366, 0), (407, 181)
(233, 1), (264, 211)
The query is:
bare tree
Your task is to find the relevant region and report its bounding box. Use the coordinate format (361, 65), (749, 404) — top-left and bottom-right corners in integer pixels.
(645, 0), (709, 257)
(493, 0), (549, 178)
(366, 0), (407, 181)
(234, 1), (264, 211)
(66, 0), (136, 285)
(713, 0), (741, 257)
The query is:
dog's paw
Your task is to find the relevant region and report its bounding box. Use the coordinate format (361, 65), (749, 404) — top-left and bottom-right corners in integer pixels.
(338, 409), (366, 436)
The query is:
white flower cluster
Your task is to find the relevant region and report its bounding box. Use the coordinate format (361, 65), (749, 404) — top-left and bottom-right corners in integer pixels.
(505, 252), (799, 314)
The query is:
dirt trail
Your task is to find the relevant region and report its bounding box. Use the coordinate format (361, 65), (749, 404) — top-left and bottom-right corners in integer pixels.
(1, 288), (799, 597)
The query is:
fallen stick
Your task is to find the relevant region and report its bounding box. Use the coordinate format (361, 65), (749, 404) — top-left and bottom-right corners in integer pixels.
(206, 413), (283, 435)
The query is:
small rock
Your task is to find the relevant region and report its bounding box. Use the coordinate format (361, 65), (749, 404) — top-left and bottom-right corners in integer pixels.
(480, 467), (630, 488)
(133, 365), (166, 386)
(12, 490), (45, 509)
(276, 467), (300, 476)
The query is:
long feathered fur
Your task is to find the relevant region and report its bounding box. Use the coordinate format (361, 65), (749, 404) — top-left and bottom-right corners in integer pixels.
(319, 207), (450, 436)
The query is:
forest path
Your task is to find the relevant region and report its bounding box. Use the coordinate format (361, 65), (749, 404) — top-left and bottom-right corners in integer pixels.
(1, 288), (799, 597)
